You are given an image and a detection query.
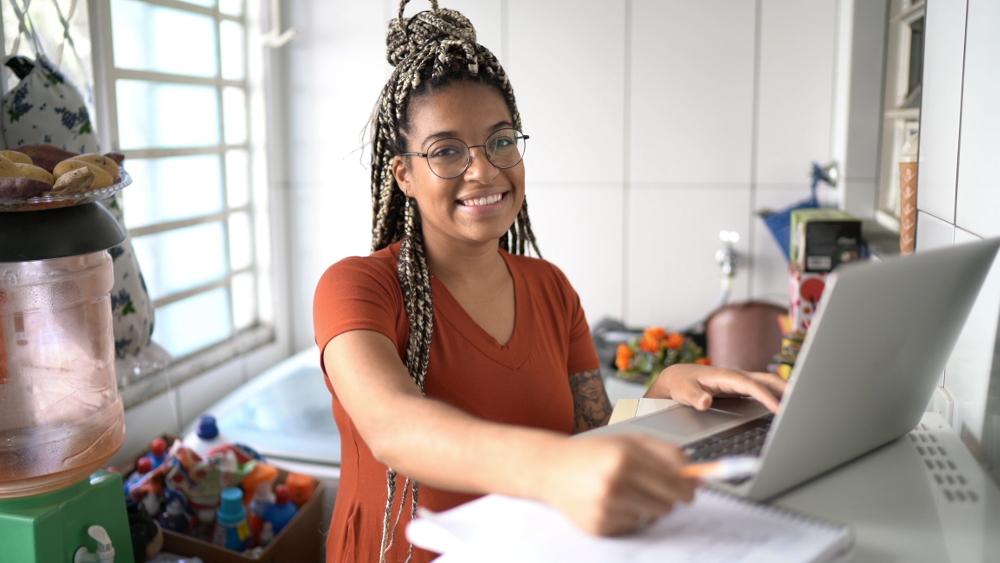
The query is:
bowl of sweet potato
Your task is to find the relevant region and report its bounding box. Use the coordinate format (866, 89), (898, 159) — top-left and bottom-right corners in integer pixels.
(0, 144), (131, 211)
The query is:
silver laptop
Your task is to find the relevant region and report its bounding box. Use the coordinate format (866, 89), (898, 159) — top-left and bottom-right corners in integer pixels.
(586, 237), (1000, 501)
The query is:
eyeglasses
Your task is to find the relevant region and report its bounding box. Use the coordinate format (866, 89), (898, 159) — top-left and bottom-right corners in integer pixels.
(401, 128), (529, 180)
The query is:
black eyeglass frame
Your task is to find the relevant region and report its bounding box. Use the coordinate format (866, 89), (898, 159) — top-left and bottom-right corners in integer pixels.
(400, 129), (530, 180)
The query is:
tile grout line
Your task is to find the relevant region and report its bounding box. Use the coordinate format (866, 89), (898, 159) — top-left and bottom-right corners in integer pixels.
(747, 0), (763, 300)
(951, 0), (970, 227)
(622, 0), (632, 324)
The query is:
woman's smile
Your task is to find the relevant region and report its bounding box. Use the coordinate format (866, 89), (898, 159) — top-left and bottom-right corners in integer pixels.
(456, 189), (510, 215)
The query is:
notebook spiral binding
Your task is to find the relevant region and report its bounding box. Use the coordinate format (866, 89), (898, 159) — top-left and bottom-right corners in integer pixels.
(703, 487), (854, 537)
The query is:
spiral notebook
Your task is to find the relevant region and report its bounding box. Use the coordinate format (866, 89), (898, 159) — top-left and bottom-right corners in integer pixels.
(407, 489), (853, 563)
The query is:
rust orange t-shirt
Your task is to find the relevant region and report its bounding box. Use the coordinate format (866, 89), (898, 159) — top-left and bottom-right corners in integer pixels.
(313, 241), (600, 563)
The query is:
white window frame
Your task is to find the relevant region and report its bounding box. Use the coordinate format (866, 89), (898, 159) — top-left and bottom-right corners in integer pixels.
(87, 0), (283, 407)
(875, 0), (924, 232)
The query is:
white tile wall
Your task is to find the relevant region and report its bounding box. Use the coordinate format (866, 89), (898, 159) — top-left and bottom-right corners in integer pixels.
(526, 183), (624, 323)
(111, 390), (180, 469)
(916, 210), (956, 251)
(506, 0), (625, 184)
(752, 188), (813, 304)
(915, 0), (967, 222)
(626, 186), (752, 327)
(955, 0), (1000, 238)
(177, 360), (245, 428)
(946, 229), (1000, 443)
(290, 182), (372, 351)
(629, 0), (756, 184)
(755, 0), (837, 185)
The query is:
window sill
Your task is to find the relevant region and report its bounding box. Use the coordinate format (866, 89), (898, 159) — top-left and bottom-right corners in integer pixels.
(120, 324), (276, 410)
(863, 219), (901, 262)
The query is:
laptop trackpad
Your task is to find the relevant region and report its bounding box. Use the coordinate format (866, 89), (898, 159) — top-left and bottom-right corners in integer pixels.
(633, 407), (742, 435)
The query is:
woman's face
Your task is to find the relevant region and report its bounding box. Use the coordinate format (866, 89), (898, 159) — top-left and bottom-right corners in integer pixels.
(392, 81), (525, 249)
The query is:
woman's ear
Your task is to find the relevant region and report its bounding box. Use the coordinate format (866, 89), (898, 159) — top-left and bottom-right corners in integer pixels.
(392, 155), (411, 193)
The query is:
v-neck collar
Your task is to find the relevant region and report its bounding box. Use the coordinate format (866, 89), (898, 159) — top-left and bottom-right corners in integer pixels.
(393, 245), (535, 370)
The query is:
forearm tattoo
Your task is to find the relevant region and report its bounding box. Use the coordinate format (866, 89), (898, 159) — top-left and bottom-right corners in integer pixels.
(568, 368), (613, 433)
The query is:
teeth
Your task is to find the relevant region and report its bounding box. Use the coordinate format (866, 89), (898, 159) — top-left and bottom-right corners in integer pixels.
(463, 193), (502, 207)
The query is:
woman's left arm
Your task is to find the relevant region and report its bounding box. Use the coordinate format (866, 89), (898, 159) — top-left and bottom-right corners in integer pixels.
(569, 368), (614, 433)
(645, 364), (788, 413)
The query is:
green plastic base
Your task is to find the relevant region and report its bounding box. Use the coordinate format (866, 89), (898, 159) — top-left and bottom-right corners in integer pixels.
(0, 470), (135, 563)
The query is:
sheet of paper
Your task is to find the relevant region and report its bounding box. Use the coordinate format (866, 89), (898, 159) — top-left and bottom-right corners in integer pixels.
(408, 490), (852, 563)
(635, 397), (678, 417)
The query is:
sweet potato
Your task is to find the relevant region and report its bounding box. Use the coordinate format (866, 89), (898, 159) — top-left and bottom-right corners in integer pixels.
(0, 155), (24, 178)
(16, 163), (54, 185)
(53, 160), (113, 189)
(0, 150), (32, 165)
(51, 167), (95, 194)
(71, 154), (120, 179)
(12, 144), (79, 173)
(0, 177), (52, 198)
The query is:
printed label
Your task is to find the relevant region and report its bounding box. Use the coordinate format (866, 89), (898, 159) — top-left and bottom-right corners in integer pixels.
(807, 256), (832, 270)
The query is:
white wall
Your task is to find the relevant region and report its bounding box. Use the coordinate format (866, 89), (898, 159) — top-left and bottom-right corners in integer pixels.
(916, 0), (1000, 473)
(281, 0), (843, 352)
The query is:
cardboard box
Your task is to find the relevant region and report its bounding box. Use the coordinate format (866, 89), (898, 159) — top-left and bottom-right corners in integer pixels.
(790, 209), (862, 272)
(788, 265), (829, 333)
(121, 435), (325, 563)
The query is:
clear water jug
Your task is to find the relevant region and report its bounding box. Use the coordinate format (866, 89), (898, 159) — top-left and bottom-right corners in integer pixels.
(0, 251), (125, 498)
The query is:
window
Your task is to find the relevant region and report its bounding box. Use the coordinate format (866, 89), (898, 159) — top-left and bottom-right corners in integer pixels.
(86, 0), (274, 401)
(876, 0), (925, 230)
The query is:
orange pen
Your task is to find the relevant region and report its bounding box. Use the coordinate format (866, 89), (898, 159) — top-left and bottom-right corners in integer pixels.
(679, 456), (760, 482)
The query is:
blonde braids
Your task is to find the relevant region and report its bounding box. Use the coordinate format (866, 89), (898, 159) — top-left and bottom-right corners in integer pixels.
(367, 2), (540, 560)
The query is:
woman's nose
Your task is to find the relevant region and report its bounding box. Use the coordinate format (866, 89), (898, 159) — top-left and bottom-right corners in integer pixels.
(463, 146), (499, 183)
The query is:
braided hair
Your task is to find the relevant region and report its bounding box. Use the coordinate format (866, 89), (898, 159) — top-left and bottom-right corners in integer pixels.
(368, 1), (540, 561)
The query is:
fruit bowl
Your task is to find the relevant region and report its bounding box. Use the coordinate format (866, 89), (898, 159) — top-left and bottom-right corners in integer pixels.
(0, 168), (132, 212)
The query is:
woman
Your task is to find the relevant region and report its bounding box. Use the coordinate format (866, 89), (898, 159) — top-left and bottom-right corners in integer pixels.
(313, 3), (787, 562)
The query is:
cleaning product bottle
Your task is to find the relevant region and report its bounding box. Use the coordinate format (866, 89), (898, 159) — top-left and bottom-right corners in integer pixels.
(284, 472), (315, 507)
(185, 414), (228, 458)
(158, 498), (192, 534)
(258, 521), (275, 547)
(123, 456), (152, 499)
(264, 484), (299, 536)
(248, 478), (277, 546)
(145, 437), (168, 469)
(241, 462), (279, 508)
(213, 487), (251, 550)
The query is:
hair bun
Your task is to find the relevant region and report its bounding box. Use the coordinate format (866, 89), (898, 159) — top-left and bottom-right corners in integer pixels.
(386, 7), (477, 67)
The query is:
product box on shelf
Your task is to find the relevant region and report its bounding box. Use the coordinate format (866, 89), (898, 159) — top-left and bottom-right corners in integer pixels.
(790, 208), (862, 273)
(119, 435), (324, 563)
(789, 265), (829, 334)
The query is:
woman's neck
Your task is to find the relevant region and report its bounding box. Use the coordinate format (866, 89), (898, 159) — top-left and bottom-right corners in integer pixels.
(421, 230), (508, 290)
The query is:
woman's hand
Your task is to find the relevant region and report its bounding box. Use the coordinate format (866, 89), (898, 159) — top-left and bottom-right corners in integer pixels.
(539, 434), (696, 536)
(646, 364), (787, 413)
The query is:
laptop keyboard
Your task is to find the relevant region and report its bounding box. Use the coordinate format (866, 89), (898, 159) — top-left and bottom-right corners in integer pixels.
(684, 414), (774, 469)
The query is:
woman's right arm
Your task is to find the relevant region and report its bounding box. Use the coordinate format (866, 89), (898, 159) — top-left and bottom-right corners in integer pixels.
(325, 329), (697, 535)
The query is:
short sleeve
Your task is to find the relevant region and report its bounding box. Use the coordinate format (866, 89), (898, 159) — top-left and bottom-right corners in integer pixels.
(546, 262), (601, 375)
(313, 256), (404, 363)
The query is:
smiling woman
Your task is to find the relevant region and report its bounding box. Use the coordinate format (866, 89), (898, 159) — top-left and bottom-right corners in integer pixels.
(312, 2), (785, 563)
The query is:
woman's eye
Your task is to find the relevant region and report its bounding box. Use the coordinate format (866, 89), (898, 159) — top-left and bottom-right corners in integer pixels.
(430, 144), (463, 159)
(491, 137), (514, 150)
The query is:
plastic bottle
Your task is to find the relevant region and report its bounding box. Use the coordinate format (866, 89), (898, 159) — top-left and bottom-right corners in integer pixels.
(264, 485), (299, 536)
(258, 521), (275, 547)
(158, 498), (192, 534)
(240, 463), (279, 508)
(213, 487), (251, 550)
(141, 488), (161, 518)
(145, 437), (168, 469)
(123, 457), (152, 499)
(284, 472), (315, 507)
(185, 414), (228, 458)
(248, 479), (276, 547)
